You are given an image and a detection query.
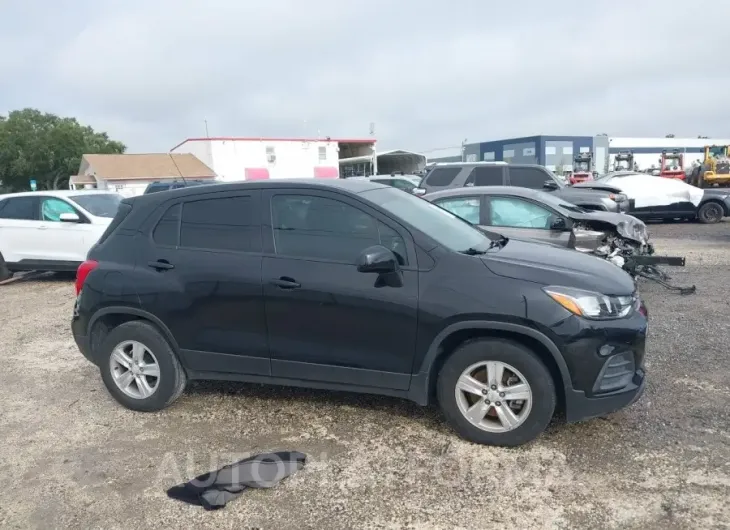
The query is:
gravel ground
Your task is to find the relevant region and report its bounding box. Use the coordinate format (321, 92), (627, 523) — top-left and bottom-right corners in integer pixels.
(1, 221), (729, 530)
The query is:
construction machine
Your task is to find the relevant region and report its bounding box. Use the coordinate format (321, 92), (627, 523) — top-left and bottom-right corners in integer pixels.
(689, 145), (730, 187)
(659, 150), (685, 180)
(569, 152), (594, 184)
(612, 151), (635, 171)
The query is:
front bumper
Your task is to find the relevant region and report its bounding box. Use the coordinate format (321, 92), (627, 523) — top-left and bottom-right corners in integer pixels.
(550, 307), (648, 423)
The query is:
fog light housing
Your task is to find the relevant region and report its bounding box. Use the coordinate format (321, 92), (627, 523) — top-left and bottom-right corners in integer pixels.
(593, 352), (635, 393)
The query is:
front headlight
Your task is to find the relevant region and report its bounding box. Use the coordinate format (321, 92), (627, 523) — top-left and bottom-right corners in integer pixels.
(608, 193), (628, 203)
(544, 286), (635, 319)
(616, 220), (648, 244)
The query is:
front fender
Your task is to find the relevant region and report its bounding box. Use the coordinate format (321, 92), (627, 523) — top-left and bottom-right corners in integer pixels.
(407, 320), (572, 406)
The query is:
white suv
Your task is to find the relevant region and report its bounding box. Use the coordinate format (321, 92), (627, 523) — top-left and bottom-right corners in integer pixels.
(0, 190), (122, 281)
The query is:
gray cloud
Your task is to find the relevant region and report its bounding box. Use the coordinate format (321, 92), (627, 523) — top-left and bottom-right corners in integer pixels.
(1, 0), (727, 153)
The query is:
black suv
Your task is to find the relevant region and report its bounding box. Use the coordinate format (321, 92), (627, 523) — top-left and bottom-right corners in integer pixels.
(143, 179), (212, 194)
(72, 179), (648, 447)
(416, 162), (632, 213)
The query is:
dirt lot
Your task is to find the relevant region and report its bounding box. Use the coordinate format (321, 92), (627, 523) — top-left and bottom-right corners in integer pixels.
(1, 221), (729, 530)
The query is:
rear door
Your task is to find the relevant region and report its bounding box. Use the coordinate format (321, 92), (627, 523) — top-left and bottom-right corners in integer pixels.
(137, 190), (270, 376)
(0, 196), (39, 263)
(485, 195), (572, 246)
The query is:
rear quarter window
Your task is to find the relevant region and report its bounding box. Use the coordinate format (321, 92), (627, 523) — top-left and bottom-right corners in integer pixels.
(424, 167), (461, 187)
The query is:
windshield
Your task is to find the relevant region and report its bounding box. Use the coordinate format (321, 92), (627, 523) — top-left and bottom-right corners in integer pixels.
(69, 193), (122, 218)
(361, 187), (493, 252)
(709, 146), (727, 158)
(574, 161), (590, 172)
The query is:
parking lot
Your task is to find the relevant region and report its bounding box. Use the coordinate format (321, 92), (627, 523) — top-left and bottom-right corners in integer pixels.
(1, 221), (729, 530)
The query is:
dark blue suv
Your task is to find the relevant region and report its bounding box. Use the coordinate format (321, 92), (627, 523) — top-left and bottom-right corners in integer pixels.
(72, 178), (648, 447)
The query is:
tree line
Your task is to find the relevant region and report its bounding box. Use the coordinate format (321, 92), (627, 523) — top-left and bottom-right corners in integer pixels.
(0, 108), (126, 192)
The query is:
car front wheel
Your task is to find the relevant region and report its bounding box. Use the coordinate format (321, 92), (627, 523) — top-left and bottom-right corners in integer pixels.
(437, 338), (556, 447)
(99, 320), (187, 412)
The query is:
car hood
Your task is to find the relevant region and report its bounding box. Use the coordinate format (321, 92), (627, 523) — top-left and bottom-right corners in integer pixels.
(569, 211), (649, 244)
(481, 238), (635, 295)
(552, 187), (615, 200)
(570, 182), (623, 193)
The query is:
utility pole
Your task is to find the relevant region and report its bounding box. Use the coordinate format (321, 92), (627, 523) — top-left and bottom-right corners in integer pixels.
(370, 122), (377, 176)
(204, 120), (210, 137)
(461, 138), (468, 162)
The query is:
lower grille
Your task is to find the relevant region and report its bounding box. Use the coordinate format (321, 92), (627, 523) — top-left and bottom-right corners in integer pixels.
(593, 352), (636, 393)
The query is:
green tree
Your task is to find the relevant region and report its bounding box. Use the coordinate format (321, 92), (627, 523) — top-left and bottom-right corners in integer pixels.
(0, 108), (126, 192)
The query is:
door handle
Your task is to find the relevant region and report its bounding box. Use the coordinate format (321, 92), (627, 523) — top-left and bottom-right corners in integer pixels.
(148, 260), (175, 271)
(38, 225), (48, 230)
(269, 277), (300, 289)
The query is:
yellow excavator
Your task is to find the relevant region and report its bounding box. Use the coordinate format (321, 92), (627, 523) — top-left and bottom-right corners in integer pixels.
(688, 145), (730, 187)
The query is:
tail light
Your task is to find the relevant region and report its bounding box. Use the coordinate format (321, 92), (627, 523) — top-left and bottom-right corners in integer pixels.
(75, 260), (98, 295)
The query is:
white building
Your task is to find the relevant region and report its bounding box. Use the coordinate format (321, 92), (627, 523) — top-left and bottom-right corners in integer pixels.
(170, 137), (377, 181)
(607, 137), (730, 171)
(69, 153), (217, 198)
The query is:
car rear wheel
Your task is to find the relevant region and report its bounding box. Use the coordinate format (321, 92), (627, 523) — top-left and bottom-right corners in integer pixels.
(99, 321), (186, 412)
(0, 252), (11, 282)
(437, 338), (556, 447)
(697, 202), (724, 224)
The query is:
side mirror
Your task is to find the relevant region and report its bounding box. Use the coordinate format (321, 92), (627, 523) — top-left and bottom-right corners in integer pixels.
(550, 217), (568, 230)
(356, 245), (398, 274)
(543, 180), (559, 190)
(59, 212), (81, 223)
(412, 187), (427, 196)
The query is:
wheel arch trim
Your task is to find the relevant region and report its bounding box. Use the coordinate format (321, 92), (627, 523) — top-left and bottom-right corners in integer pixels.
(88, 306), (181, 353)
(408, 321), (571, 405)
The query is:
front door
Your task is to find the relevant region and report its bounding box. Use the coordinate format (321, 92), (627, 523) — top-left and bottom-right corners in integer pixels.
(261, 189), (419, 391)
(137, 191), (270, 376)
(34, 196), (97, 262)
(486, 195), (572, 246)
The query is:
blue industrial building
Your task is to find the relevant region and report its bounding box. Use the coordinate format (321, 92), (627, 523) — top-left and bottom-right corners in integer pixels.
(455, 135), (609, 173)
(428, 135), (730, 173)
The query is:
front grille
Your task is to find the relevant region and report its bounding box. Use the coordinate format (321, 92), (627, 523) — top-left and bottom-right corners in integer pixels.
(593, 352), (636, 393)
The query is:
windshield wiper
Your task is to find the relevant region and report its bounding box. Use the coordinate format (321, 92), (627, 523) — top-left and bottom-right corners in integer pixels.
(460, 247), (487, 255)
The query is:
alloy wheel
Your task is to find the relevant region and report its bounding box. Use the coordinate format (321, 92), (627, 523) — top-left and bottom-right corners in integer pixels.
(454, 360), (533, 433)
(109, 340), (161, 399)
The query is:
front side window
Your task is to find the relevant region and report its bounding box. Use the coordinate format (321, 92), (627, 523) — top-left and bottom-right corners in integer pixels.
(489, 197), (554, 229)
(433, 197), (481, 224)
(271, 195), (407, 264)
(0, 197), (38, 220)
(41, 197), (78, 221)
(508, 168), (549, 188)
(180, 195), (257, 252)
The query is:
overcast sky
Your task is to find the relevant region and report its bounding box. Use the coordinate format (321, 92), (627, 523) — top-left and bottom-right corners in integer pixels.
(1, 0), (727, 155)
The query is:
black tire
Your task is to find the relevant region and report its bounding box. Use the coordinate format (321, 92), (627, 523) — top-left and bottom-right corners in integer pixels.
(98, 320), (187, 412)
(437, 338), (556, 447)
(0, 252), (11, 282)
(697, 201), (724, 224)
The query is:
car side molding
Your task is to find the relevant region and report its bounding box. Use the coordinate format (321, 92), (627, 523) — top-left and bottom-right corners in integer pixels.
(408, 320), (572, 406)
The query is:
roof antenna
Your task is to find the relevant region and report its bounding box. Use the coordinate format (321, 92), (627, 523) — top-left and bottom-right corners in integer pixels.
(168, 153), (188, 184)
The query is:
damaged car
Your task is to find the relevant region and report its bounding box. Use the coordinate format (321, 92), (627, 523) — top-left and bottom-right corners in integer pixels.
(573, 172), (730, 224)
(424, 186), (695, 293)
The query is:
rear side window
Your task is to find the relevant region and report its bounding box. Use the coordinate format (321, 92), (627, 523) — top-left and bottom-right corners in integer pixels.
(466, 166), (503, 186)
(97, 202), (133, 246)
(0, 197), (38, 220)
(153, 204), (181, 246)
(180, 195), (258, 252)
(424, 167), (461, 187)
(509, 167), (549, 189)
